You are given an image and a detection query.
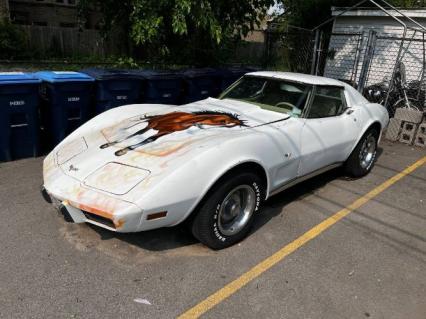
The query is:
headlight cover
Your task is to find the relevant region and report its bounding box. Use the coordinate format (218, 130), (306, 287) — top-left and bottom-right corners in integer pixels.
(83, 162), (150, 195)
(56, 137), (88, 165)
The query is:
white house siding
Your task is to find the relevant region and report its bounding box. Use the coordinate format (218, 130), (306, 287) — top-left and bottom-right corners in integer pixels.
(324, 11), (426, 87)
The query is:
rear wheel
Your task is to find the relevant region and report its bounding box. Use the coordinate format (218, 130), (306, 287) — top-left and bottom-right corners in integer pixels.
(191, 172), (264, 250)
(345, 128), (379, 177)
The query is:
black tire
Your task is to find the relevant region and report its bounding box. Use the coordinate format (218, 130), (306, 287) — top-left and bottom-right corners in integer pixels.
(345, 128), (379, 177)
(191, 172), (264, 250)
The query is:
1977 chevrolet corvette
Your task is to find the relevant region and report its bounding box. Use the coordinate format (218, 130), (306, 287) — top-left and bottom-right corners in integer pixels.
(41, 72), (389, 249)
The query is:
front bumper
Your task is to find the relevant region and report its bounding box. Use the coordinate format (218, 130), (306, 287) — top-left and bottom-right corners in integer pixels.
(41, 184), (143, 232)
(42, 186), (112, 227)
(41, 186), (52, 204)
(42, 151), (144, 232)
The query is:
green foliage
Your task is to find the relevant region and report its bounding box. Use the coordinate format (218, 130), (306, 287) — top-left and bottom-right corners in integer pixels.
(0, 20), (28, 59)
(79, 0), (274, 65)
(114, 56), (140, 68)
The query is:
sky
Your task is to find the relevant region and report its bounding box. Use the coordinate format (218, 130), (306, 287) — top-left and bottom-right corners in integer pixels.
(268, 1), (285, 15)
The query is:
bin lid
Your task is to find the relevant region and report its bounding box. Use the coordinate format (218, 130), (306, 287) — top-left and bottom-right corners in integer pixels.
(34, 71), (94, 83)
(80, 68), (141, 80)
(132, 70), (183, 80)
(0, 72), (41, 85)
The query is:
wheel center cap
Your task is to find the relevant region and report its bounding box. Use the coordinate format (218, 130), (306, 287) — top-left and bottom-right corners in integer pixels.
(230, 203), (240, 217)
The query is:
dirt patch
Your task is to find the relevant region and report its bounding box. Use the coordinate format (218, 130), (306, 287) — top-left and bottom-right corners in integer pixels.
(58, 219), (212, 265)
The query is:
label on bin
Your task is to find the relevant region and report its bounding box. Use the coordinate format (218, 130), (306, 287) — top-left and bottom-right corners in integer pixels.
(53, 71), (79, 75)
(10, 100), (25, 106)
(201, 90), (209, 95)
(117, 95), (128, 100)
(162, 93), (172, 98)
(68, 97), (80, 102)
(0, 72), (25, 75)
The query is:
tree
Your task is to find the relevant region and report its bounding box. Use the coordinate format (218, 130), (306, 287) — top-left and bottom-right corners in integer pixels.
(79, 0), (275, 64)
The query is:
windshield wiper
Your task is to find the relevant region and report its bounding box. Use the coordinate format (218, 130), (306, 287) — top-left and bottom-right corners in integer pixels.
(251, 117), (290, 128)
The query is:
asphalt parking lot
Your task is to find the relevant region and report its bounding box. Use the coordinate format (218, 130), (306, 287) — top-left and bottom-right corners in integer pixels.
(0, 140), (425, 319)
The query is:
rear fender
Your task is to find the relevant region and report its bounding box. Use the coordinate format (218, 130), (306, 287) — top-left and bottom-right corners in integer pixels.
(348, 103), (388, 156)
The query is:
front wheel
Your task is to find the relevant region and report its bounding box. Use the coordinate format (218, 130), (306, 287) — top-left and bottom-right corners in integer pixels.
(191, 172), (264, 250)
(344, 128), (379, 177)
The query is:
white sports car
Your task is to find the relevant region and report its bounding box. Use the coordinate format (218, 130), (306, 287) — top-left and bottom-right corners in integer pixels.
(42, 72), (389, 249)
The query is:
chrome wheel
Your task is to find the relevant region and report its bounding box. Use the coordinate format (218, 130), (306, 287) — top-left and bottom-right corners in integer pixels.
(218, 185), (256, 236)
(359, 134), (376, 169)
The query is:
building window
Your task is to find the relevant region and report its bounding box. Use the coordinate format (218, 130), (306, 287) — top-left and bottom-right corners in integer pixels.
(60, 22), (76, 28)
(33, 21), (48, 26)
(10, 11), (30, 25)
(55, 0), (76, 5)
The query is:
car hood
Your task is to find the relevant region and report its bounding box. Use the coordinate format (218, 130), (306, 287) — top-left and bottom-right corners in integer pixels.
(53, 98), (288, 195)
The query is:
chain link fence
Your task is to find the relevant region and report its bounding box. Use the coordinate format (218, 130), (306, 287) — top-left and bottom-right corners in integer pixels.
(265, 26), (426, 117)
(322, 33), (363, 85)
(364, 34), (426, 114)
(265, 24), (315, 74)
(362, 32), (426, 145)
(264, 23), (426, 146)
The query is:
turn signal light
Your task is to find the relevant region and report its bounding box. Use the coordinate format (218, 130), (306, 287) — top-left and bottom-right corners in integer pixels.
(146, 211), (168, 220)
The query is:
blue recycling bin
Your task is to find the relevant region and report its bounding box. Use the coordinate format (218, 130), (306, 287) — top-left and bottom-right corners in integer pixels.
(134, 70), (184, 105)
(218, 67), (258, 92)
(35, 71), (94, 148)
(181, 68), (222, 103)
(80, 68), (142, 114)
(0, 72), (41, 162)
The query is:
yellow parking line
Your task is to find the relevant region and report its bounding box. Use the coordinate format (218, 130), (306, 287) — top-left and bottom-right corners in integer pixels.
(178, 156), (426, 319)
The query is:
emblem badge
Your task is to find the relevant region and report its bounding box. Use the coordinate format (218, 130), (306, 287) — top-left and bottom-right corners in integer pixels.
(69, 164), (79, 172)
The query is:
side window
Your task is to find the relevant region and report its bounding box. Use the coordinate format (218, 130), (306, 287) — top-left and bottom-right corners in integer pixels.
(307, 86), (346, 119)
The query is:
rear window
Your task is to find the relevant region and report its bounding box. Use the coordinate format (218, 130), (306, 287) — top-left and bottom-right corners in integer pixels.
(307, 86), (346, 119)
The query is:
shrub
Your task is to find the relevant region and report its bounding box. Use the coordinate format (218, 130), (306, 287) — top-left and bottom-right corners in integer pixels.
(0, 20), (28, 59)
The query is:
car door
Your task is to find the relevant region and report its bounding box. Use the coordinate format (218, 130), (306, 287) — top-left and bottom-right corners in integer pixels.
(268, 117), (306, 190)
(298, 85), (360, 176)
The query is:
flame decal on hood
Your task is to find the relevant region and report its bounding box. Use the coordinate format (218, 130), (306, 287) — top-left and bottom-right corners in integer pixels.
(100, 111), (247, 156)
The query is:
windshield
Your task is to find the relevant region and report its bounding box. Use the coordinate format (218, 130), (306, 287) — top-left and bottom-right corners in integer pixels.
(219, 76), (312, 117)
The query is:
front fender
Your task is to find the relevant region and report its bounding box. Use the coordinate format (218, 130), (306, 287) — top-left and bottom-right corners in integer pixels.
(137, 131), (283, 226)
